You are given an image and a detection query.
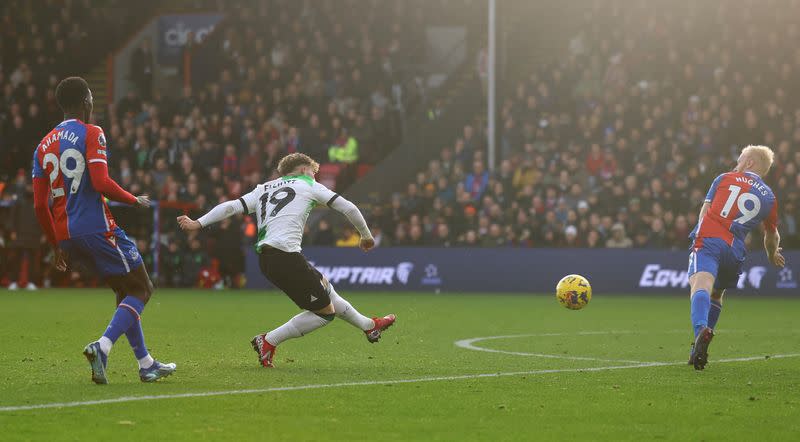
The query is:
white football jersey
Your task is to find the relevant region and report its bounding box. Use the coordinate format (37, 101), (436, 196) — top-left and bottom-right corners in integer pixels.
(239, 175), (338, 253)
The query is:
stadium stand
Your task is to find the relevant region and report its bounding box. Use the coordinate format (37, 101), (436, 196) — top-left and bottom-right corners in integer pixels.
(0, 0), (469, 287)
(2, 0), (798, 289)
(0, 0), (162, 288)
(320, 0), (800, 250)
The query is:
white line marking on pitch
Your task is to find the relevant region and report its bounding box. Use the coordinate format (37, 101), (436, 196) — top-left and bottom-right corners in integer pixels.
(453, 330), (761, 364)
(454, 334), (651, 364)
(1, 354), (798, 412)
(454, 332), (800, 367)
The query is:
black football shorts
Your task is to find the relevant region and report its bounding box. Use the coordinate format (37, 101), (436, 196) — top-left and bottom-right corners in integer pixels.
(258, 247), (331, 311)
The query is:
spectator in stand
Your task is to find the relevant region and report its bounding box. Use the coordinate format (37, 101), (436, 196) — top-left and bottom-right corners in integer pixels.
(328, 128), (359, 164)
(183, 237), (208, 286)
(213, 218), (245, 288)
(336, 226), (360, 247)
(4, 0), (800, 288)
(312, 219), (335, 246)
(130, 40), (153, 99)
(222, 144), (239, 179)
(314, 0), (800, 252)
(606, 223), (633, 249)
(431, 224), (452, 247)
(5, 174), (42, 289)
(162, 242), (185, 287)
(464, 160), (489, 200)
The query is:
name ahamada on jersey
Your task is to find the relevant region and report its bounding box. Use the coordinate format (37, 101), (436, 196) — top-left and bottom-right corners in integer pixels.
(32, 119), (117, 240)
(32, 117), (143, 277)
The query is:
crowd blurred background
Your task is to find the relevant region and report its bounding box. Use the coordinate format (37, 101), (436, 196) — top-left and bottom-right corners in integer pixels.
(1, 0), (798, 289)
(363, 1), (800, 250)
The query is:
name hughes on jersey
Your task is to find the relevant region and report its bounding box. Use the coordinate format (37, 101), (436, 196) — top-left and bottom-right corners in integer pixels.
(734, 175), (769, 196)
(39, 130), (80, 151)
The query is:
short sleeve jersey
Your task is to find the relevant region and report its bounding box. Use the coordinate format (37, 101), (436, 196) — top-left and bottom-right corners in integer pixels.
(239, 175), (338, 253)
(690, 171), (778, 255)
(31, 119), (116, 241)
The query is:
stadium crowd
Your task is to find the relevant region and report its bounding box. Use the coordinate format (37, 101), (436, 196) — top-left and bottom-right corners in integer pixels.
(108, 0), (441, 287)
(0, 0), (160, 288)
(0, 0), (454, 287)
(0, 0), (153, 176)
(335, 1), (800, 250)
(2, 0), (799, 289)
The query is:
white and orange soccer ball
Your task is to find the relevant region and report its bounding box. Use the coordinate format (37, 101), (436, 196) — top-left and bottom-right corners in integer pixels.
(556, 274), (592, 310)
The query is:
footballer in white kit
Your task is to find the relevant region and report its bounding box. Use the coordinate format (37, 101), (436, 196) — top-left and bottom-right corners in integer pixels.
(177, 153), (396, 368)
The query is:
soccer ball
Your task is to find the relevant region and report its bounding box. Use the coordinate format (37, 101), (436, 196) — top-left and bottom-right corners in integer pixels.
(556, 274), (592, 310)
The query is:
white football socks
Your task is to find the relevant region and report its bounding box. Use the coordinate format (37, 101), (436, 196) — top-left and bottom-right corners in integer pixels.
(138, 354), (154, 369)
(266, 311), (332, 346)
(98, 336), (113, 355)
(329, 285), (375, 331)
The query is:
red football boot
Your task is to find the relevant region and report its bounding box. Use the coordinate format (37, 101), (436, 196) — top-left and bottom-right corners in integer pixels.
(250, 334), (277, 368)
(364, 314), (396, 343)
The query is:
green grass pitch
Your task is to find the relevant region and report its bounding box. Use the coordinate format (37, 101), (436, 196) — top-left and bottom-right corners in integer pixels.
(1, 289), (798, 441)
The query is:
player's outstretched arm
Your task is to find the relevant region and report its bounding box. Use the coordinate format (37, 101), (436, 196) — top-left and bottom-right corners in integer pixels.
(763, 201), (783, 267)
(328, 196), (374, 251)
(87, 160), (146, 206)
(764, 230), (785, 268)
(85, 126), (146, 206)
(177, 199), (244, 231)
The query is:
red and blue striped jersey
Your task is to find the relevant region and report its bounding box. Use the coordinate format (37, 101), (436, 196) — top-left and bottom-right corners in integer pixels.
(31, 119), (116, 241)
(691, 171), (778, 253)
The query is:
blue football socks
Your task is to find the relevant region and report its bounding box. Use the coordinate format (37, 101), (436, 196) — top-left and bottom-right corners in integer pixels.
(690, 289), (711, 337)
(708, 298), (722, 330)
(125, 318), (149, 360)
(103, 296), (145, 344)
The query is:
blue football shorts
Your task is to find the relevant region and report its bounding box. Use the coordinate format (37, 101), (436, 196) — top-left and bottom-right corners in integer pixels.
(687, 237), (744, 290)
(60, 227), (143, 278)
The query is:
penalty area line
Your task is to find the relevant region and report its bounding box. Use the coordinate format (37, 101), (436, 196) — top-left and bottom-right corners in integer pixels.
(1, 354), (798, 412)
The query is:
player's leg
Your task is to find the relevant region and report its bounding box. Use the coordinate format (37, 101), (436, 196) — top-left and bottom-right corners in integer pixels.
(707, 250), (743, 333)
(688, 243), (723, 336)
(109, 266), (155, 368)
(324, 277), (396, 343)
(60, 237), (113, 384)
(708, 289), (725, 330)
(252, 250), (337, 367)
(687, 245), (720, 370)
(92, 242), (151, 363)
(84, 229), (174, 383)
(112, 241), (176, 382)
(689, 271), (715, 337)
(264, 303), (336, 349)
(253, 304), (335, 368)
(688, 271), (716, 370)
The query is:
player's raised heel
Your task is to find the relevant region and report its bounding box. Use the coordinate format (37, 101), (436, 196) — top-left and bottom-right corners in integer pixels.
(251, 335), (262, 357)
(251, 334), (276, 368)
(139, 361), (177, 382)
(83, 342), (108, 385)
(365, 314), (396, 343)
(692, 327), (714, 371)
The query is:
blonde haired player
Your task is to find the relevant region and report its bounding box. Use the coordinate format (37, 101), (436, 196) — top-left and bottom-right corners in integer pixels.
(177, 153), (395, 368)
(687, 145), (785, 370)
